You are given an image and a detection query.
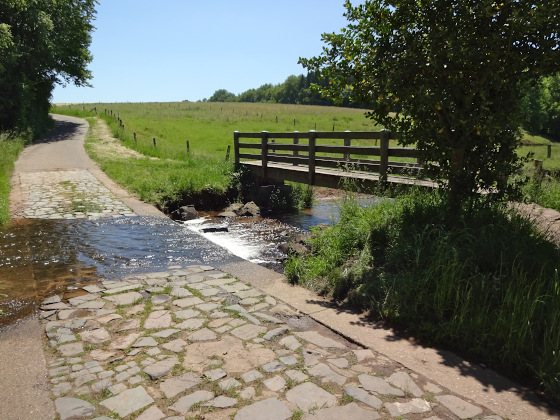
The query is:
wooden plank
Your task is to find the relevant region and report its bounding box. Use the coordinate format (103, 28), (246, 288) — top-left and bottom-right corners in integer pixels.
(268, 155), (309, 165)
(315, 145), (381, 156)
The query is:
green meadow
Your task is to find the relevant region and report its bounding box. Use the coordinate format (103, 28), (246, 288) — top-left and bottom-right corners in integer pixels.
(50, 102), (385, 211)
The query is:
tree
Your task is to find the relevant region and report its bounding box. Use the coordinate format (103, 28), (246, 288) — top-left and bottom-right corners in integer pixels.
(300, 1), (560, 203)
(208, 89), (237, 102)
(0, 0), (97, 132)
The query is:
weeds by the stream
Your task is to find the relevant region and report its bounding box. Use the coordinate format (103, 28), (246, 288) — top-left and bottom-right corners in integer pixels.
(285, 189), (560, 403)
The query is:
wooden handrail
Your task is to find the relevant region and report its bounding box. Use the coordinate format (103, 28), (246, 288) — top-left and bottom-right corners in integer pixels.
(233, 130), (421, 182)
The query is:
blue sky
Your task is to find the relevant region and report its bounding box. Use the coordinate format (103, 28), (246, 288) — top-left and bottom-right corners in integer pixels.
(52, 0), (350, 103)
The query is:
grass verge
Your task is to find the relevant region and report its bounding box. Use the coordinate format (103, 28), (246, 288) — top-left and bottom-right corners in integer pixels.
(285, 189), (560, 403)
(0, 132), (29, 224)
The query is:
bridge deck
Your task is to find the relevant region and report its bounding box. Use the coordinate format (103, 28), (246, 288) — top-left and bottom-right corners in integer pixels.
(241, 161), (437, 190)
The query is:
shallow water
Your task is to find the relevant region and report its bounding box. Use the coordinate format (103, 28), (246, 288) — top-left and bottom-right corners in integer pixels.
(0, 197), (381, 328)
(0, 216), (241, 327)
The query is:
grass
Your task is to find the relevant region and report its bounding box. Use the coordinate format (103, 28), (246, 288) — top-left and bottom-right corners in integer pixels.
(0, 132), (29, 224)
(285, 189), (560, 403)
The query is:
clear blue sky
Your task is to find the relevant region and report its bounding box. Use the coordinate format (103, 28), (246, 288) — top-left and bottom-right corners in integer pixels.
(52, 0), (350, 103)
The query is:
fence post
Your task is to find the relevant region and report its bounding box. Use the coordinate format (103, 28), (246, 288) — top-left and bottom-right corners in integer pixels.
(134, 132), (137, 142)
(344, 131), (351, 163)
(153, 137), (156, 147)
(379, 129), (390, 183)
(233, 132), (240, 165)
(293, 131), (299, 166)
(225, 145), (231, 161)
(187, 140), (190, 154)
(309, 130), (316, 185)
(261, 131), (269, 179)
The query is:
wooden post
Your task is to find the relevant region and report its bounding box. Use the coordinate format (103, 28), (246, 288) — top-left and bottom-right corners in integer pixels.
(344, 131), (351, 163)
(293, 132), (299, 166)
(548, 144), (552, 158)
(225, 145), (231, 161)
(261, 131), (269, 179)
(234, 131), (240, 165)
(187, 140), (190, 154)
(379, 129), (390, 183)
(293, 118), (296, 126)
(153, 137), (156, 147)
(134, 132), (137, 142)
(309, 130), (316, 185)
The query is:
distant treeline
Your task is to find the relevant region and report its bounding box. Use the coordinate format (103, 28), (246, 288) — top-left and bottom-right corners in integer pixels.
(204, 72), (363, 108)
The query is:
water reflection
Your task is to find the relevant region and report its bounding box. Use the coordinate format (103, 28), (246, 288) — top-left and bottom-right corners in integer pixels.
(0, 216), (241, 327)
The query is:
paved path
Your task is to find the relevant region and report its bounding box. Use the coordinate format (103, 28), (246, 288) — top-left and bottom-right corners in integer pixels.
(1, 115), (558, 419)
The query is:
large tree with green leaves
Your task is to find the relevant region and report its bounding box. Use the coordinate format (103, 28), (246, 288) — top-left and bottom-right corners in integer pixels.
(300, 1), (560, 202)
(0, 0), (97, 133)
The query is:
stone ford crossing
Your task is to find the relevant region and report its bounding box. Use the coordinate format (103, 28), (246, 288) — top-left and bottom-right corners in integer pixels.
(42, 266), (494, 420)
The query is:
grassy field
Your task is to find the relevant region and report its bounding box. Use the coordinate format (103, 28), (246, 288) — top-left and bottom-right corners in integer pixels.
(51, 102), (387, 211)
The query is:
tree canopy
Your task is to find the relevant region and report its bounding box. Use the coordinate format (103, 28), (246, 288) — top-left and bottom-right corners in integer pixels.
(0, 0), (97, 133)
(300, 0), (560, 202)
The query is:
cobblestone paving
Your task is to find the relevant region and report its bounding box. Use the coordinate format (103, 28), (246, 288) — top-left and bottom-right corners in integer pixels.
(18, 170), (135, 219)
(41, 266), (503, 420)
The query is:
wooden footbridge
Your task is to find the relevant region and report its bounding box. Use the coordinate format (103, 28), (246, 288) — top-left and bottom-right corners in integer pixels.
(233, 130), (437, 191)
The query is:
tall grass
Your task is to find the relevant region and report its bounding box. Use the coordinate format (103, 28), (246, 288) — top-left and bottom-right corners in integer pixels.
(0, 133), (29, 224)
(285, 190), (560, 402)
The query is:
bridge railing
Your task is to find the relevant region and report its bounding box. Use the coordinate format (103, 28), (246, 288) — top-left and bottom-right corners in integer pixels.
(233, 130), (421, 183)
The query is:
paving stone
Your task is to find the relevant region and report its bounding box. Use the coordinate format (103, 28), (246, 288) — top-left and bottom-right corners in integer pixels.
(55, 397), (95, 420)
(285, 369), (308, 383)
(424, 382), (443, 394)
(196, 302), (221, 312)
(308, 363), (346, 386)
(118, 319), (141, 331)
(279, 355), (298, 366)
(174, 309), (200, 319)
(104, 291), (143, 305)
(239, 387), (256, 400)
(234, 397), (292, 420)
(208, 317), (233, 328)
(436, 395), (483, 419)
(294, 331), (346, 349)
(239, 297), (260, 305)
(279, 335), (301, 351)
(143, 357), (179, 380)
(83, 284), (105, 293)
(302, 348), (328, 366)
(200, 288), (220, 297)
(75, 373), (97, 387)
(264, 327), (289, 341)
(96, 313), (122, 324)
(230, 324), (267, 340)
(286, 382), (337, 412)
(344, 386), (383, 409)
(42, 302), (70, 311)
(151, 294), (172, 305)
(229, 319), (247, 327)
(303, 402), (380, 419)
(52, 382), (72, 397)
(262, 361), (286, 373)
(241, 369), (263, 383)
(252, 312), (284, 323)
(102, 284), (139, 295)
(359, 374), (405, 396)
(387, 371), (424, 397)
(160, 372), (203, 398)
(144, 310), (172, 329)
(205, 396), (238, 408)
(263, 375), (286, 391)
(77, 300), (106, 310)
(328, 357), (349, 369)
(80, 328), (111, 344)
(42, 295), (62, 305)
(176, 318), (206, 330)
(100, 386), (154, 418)
(58, 309), (86, 320)
(135, 404), (165, 420)
(219, 377), (242, 391)
(188, 327), (217, 341)
(204, 368), (227, 381)
(385, 398), (431, 417)
(234, 289), (263, 299)
(162, 338), (187, 353)
(91, 378), (113, 393)
(58, 342), (84, 357)
(170, 287), (193, 298)
(49, 366), (70, 377)
(169, 390), (214, 414)
(133, 336), (159, 347)
(248, 302), (269, 312)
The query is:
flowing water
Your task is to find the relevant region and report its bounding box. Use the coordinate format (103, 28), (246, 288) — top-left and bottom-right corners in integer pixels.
(0, 198), (380, 328)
